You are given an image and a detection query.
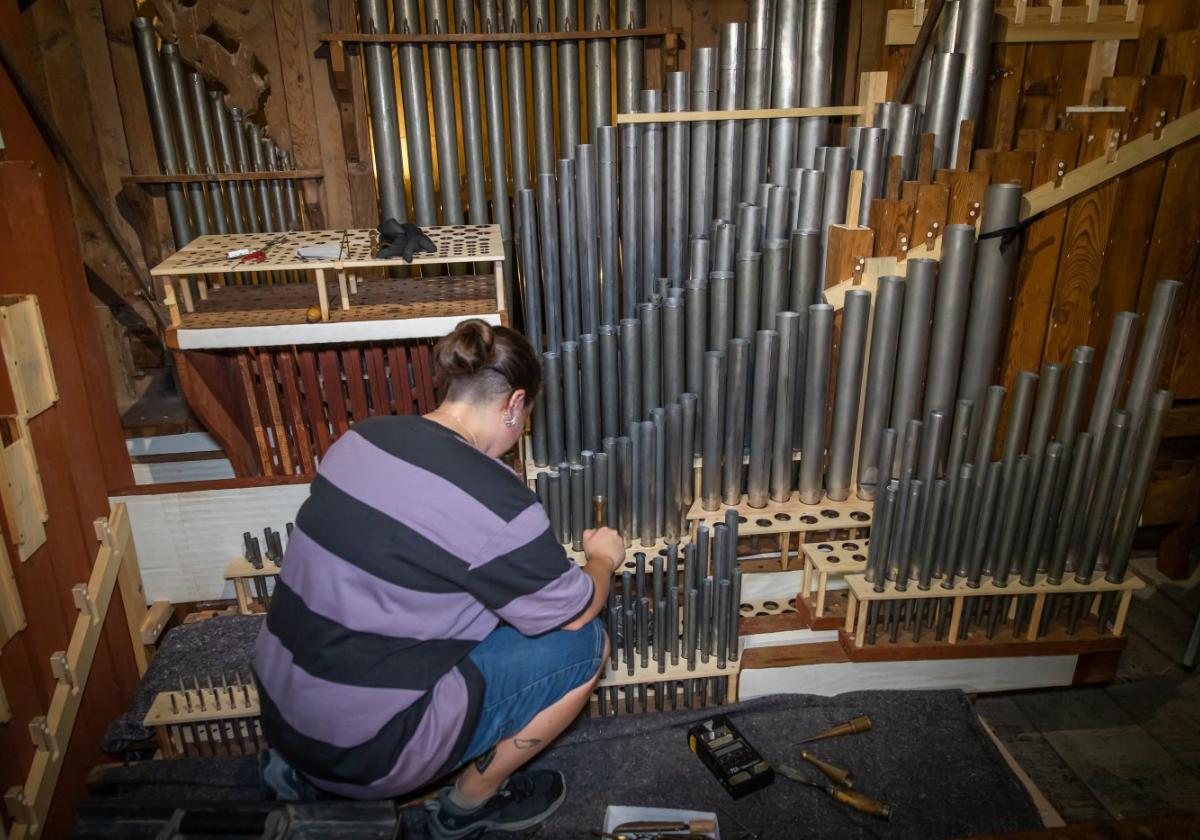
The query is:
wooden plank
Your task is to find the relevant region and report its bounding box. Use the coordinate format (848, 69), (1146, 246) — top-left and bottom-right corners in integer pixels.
(935, 169), (987, 226)
(618, 105), (869, 126)
(911, 182), (950, 255)
(0, 297), (59, 420)
(984, 44), (1029, 151)
(0, 418), (49, 562)
(340, 348), (370, 422)
(235, 354), (274, 475)
(1012, 687), (1200, 819)
(974, 695), (1110, 824)
(295, 351), (331, 457)
(274, 350), (315, 473)
(120, 170), (323, 185)
(171, 350), (260, 477)
(365, 346), (389, 416)
(1040, 111), (1127, 367)
(318, 350), (351, 436)
(1000, 130), (1082, 389)
(256, 352), (295, 475)
(413, 344), (437, 413)
(867, 199), (916, 259)
(388, 344), (417, 415)
(823, 225), (875, 287)
(1106, 675), (1200, 773)
(1022, 106), (1200, 219)
(886, 5), (1143, 46)
(1089, 75), (1186, 372)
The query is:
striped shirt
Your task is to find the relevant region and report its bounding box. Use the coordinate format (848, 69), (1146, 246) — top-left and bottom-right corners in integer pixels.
(253, 416), (593, 799)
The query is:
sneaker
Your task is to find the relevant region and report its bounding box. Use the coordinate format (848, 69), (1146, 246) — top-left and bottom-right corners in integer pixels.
(426, 770), (567, 839)
(259, 749), (317, 801)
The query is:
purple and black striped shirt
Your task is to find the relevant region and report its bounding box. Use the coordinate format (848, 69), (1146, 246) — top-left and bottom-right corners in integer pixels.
(253, 416), (593, 798)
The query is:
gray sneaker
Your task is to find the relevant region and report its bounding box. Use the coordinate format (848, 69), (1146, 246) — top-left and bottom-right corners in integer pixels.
(426, 770), (567, 839)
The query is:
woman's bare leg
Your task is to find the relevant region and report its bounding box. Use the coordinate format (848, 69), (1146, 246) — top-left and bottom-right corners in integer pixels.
(454, 636), (609, 801)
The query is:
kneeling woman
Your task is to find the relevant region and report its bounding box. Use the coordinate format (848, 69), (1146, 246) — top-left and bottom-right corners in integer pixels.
(253, 320), (623, 838)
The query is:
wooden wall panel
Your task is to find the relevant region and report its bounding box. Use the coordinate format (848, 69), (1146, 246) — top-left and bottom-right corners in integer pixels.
(1, 3), (141, 833)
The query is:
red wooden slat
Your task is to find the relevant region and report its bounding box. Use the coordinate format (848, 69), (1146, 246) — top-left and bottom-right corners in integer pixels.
(296, 351), (332, 456)
(276, 350), (316, 472)
(257, 352), (295, 474)
(319, 349), (351, 438)
(366, 346), (389, 416)
(387, 344), (415, 414)
(414, 343), (436, 413)
(342, 348), (371, 421)
(236, 353), (275, 474)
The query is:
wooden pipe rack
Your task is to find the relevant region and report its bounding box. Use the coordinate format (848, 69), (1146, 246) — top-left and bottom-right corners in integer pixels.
(842, 571), (1144, 649)
(800, 539), (871, 624)
(152, 225), (507, 348)
(143, 684), (264, 759)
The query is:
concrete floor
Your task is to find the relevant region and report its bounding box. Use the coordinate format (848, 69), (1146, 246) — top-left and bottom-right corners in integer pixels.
(975, 552), (1200, 823)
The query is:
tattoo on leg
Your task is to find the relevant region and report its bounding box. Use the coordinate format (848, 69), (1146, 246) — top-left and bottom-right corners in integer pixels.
(474, 747), (497, 773)
(513, 737), (543, 750)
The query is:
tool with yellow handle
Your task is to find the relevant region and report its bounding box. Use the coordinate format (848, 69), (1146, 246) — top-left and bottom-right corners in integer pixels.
(797, 715), (872, 745)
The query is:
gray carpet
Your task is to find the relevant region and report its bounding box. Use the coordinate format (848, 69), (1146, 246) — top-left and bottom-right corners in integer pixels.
(102, 615), (264, 752)
(98, 685), (1041, 838)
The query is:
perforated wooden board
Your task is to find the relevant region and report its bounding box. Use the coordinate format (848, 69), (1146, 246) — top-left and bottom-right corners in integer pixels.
(0, 296), (57, 419)
(179, 275), (497, 329)
(340, 225), (503, 267)
(688, 493), (873, 536)
(597, 645), (741, 688)
(802, 539), (871, 574)
(152, 225), (504, 277)
(151, 230), (347, 275)
(844, 570), (1145, 602)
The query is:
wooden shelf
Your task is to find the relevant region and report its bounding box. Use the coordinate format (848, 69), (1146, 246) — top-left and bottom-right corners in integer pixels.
(800, 539), (870, 619)
(687, 492), (873, 537)
(167, 274), (502, 350)
(597, 644), (741, 689)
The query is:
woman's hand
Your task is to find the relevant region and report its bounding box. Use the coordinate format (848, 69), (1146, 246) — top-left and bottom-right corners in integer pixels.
(582, 527), (624, 574)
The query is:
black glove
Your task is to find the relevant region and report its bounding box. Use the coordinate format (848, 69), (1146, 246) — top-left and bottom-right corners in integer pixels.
(377, 217), (405, 242)
(377, 221), (437, 263)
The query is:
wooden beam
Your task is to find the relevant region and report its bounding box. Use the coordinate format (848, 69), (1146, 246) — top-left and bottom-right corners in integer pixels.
(319, 26), (680, 44)
(885, 5), (1143, 46)
(121, 170), (323, 185)
(617, 104), (865, 125)
(1021, 106), (1200, 219)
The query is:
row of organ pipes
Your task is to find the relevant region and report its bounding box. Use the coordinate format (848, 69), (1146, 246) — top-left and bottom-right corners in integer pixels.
(132, 1), (1181, 648)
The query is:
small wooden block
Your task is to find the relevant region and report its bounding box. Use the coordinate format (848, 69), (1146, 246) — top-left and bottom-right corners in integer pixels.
(140, 600), (172, 645)
(0, 296), (58, 419)
(0, 416), (49, 562)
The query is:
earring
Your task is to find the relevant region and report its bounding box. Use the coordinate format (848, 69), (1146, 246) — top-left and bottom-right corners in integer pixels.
(503, 412), (518, 427)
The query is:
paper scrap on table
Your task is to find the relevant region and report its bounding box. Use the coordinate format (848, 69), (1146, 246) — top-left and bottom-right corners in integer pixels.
(602, 805), (720, 839)
(296, 243), (342, 260)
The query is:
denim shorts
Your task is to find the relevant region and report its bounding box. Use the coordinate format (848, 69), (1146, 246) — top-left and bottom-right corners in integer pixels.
(462, 618), (606, 762)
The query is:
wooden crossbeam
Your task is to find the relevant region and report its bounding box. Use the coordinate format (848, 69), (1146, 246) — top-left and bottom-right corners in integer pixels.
(122, 170), (322, 185)
(1022, 107), (1200, 219)
(319, 26), (680, 45)
(885, 5), (1143, 45)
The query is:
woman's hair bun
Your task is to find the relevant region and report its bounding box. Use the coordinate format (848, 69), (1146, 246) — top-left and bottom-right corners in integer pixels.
(435, 319), (496, 377)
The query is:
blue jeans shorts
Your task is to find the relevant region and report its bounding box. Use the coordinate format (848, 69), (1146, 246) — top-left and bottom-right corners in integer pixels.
(462, 618), (606, 761)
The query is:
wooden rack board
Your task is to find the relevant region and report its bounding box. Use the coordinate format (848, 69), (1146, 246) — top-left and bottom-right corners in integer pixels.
(842, 572), (1144, 649)
(597, 645), (742, 692)
(144, 685), (260, 726)
(154, 225), (506, 342)
(166, 274), (501, 350)
(687, 493), (873, 539)
(800, 539), (870, 619)
(224, 557), (279, 615)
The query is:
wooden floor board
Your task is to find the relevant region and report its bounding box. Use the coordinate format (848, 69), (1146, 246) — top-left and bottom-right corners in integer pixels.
(1105, 674), (1200, 774)
(1011, 687), (1200, 819)
(1125, 590), (1196, 664)
(974, 695), (1110, 824)
(1115, 628), (1186, 683)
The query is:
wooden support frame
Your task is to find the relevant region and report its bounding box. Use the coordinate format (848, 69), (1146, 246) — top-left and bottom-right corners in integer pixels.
(5, 503), (137, 840)
(842, 571), (1144, 650)
(886, 5), (1143, 46)
(800, 540), (871, 619)
(1022, 106), (1200, 219)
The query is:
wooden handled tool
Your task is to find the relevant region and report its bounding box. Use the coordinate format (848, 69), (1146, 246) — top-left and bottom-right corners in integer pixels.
(802, 750), (855, 788)
(798, 715), (872, 744)
(777, 764), (892, 820)
(612, 818), (716, 834)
